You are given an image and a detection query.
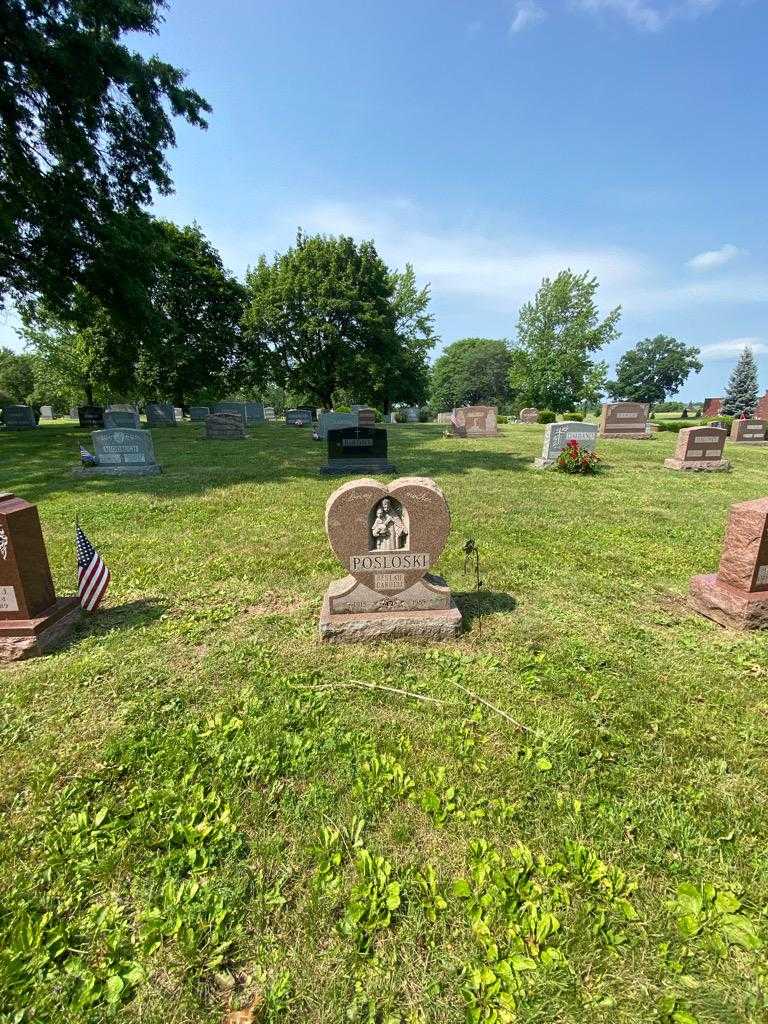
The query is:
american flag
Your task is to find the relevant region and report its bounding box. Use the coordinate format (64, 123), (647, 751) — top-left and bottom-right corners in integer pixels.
(80, 445), (97, 466)
(76, 525), (110, 612)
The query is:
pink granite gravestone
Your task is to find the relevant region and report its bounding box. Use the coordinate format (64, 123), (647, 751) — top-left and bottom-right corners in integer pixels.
(319, 476), (462, 642)
(664, 427), (729, 472)
(690, 496), (768, 629)
(729, 419), (767, 444)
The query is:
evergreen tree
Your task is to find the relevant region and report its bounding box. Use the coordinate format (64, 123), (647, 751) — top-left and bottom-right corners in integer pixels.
(721, 346), (759, 416)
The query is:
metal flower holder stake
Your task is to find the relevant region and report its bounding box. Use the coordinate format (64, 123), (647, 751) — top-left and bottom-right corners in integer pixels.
(462, 536), (484, 637)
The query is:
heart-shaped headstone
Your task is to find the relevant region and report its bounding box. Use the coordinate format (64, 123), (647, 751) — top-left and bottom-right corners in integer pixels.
(325, 476), (450, 594)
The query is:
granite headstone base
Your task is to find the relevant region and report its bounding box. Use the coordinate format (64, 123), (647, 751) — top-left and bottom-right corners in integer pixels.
(0, 597), (81, 663)
(73, 463), (161, 477)
(664, 456), (730, 472)
(320, 458), (397, 476)
(689, 573), (768, 630)
(319, 573), (462, 642)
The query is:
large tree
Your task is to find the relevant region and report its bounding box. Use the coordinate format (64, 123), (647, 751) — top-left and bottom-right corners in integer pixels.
(135, 221), (246, 407)
(430, 338), (512, 410)
(242, 232), (434, 410)
(606, 335), (702, 407)
(508, 270), (619, 412)
(19, 286), (135, 405)
(721, 345), (759, 417)
(1, 0), (209, 313)
(0, 347), (35, 404)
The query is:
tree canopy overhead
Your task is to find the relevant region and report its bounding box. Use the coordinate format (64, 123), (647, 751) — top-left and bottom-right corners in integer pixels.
(0, 0), (210, 312)
(430, 338), (512, 410)
(607, 335), (702, 407)
(241, 232), (434, 410)
(508, 270), (619, 413)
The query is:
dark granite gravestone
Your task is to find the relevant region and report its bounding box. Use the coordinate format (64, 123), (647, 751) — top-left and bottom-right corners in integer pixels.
(286, 408), (313, 426)
(189, 406), (210, 422)
(104, 408), (140, 429)
(321, 426), (396, 475)
(0, 493), (81, 661)
(146, 403), (176, 427)
(3, 405), (38, 430)
(245, 401), (265, 424)
(204, 412), (247, 440)
(297, 405), (317, 421)
(78, 406), (105, 429)
(75, 428), (161, 476)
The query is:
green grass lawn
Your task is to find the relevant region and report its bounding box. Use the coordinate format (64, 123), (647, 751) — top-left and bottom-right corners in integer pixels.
(1, 422), (767, 1024)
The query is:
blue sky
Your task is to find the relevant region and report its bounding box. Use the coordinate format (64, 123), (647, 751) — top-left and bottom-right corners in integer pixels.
(3, 0), (767, 400)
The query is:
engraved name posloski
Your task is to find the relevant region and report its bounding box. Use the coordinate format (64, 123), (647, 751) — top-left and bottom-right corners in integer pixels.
(349, 552), (430, 572)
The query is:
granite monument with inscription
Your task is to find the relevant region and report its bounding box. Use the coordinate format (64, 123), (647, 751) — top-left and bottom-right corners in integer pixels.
(598, 402), (650, 439)
(729, 418), (767, 444)
(204, 412), (247, 440)
(664, 427), (729, 472)
(3, 405), (38, 430)
(451, 405), (498, 437)
(104, 407), (140, 429)
(286, 408), (313, 426)
(75, 428), (161, 476)
(519, 407), (539, 424)
(319, 476), (462, 641)
(534, 421), (598, 469)
(189, 406), (210, 422)
(77, 405), (105, 429)
(0, 493), (81, 661)
(318, 411), (358, 440)
(321, 426), (396, 475)
(690, 496), (768, 629)
(146, 403), (176, 427)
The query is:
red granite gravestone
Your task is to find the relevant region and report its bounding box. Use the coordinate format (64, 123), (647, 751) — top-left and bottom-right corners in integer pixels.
(729, 418), (767, 444)
(598, 402), (650, 439)
(0, 493), (81, 661)
(664, 427), (729, 472)
(690, 496), (768, 629)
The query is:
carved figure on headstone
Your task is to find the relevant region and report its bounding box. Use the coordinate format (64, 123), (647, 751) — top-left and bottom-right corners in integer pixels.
(371, 497), (408, 551)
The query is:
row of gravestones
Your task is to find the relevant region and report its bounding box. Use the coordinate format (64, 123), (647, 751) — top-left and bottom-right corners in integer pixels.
(1, 402), (278, 430)
(5, 469), (768, 662)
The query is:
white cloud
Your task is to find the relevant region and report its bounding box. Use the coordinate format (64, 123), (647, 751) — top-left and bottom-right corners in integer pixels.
(510, 1), (547, 33)
(698, 337), (768, 360)
(573, 0), (721, 31)
(687, 243), (744, 271)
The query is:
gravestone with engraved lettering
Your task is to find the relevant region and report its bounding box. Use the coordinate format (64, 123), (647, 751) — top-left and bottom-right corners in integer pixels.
(321, 426), (396, 475)
(534, 421), (599, 468)
(0, 493), (81, 661)
(77, 405), (105, 429)
(75, 428), (161, 476)
(204, 412), (247, 440)
(598, 402), (649, 439)
(729, 418), (767, 444)
(318, 411), (358, 440)
(104, 407), (140, 429)
(451, 405), (498, 437)
(265, 406), (276, 421)
(519, 408), (539, 424)
(664, 427), (729, 471)
(3, 405), (38, 430)
(690, 496), (768, 629)
(320, 476), (462, 641)
(286, 408), (313, 426)
(146, 403), (176, 427)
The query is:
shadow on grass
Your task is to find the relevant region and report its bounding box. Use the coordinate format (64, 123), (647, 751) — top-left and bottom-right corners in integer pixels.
(455, 590), (518, 629)
(56, 598), (168, 653)
(3, 423), (535, 505)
